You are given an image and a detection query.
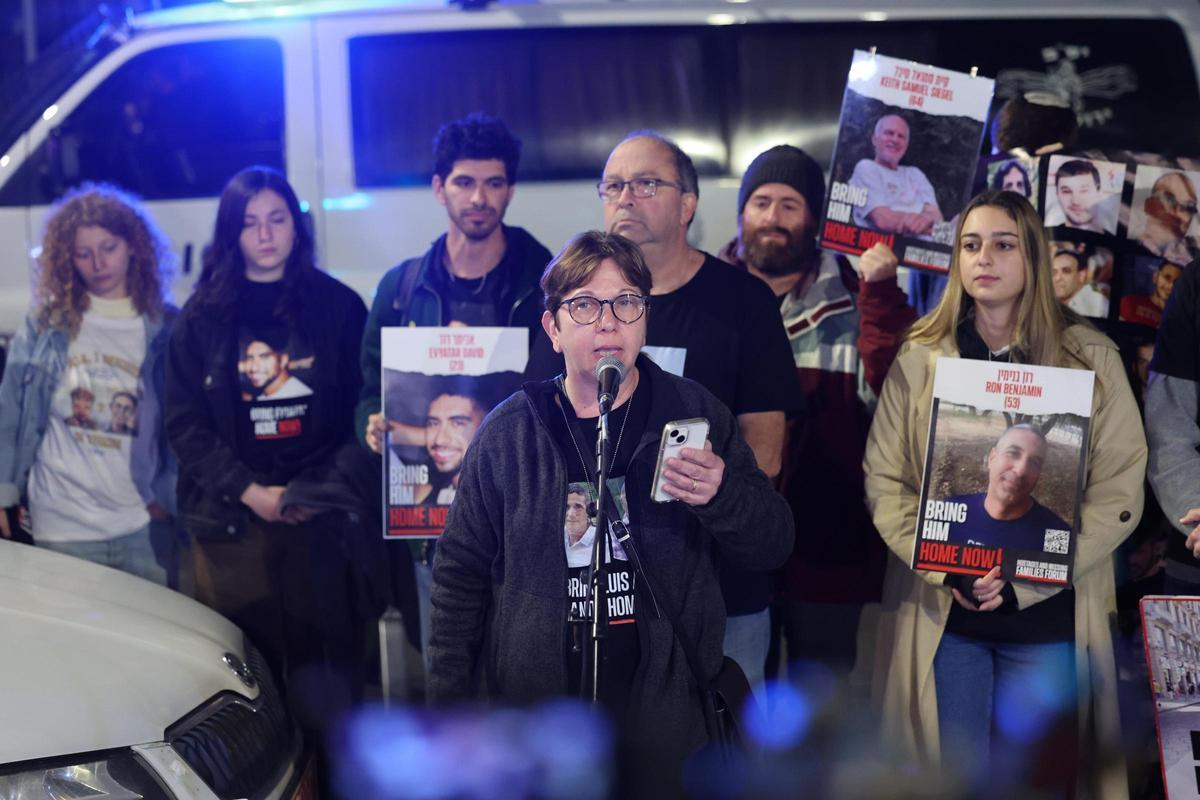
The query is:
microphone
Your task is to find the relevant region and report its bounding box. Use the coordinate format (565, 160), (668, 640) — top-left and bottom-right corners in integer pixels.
(595, 356), (626, 414)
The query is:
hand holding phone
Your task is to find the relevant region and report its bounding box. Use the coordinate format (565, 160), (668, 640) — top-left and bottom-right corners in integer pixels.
(651, 418), (717, 503)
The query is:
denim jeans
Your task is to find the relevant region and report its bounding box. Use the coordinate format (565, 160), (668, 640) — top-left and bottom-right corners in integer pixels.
(415, 559), (433, 672)
(723, 607), (770, 701)
(39, 524), (167, 586)
(934, 629), (1076, 787)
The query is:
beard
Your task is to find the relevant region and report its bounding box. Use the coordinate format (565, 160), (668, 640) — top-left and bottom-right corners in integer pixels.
(452, 204), (504, 241)
(742, 225), (816, 276)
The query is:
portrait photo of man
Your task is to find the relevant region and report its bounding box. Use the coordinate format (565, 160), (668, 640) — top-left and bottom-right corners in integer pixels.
(412, 389), (486, 506)
(64, 386), (97, 429)
(1051, 246), (1108, 318)
(563, 484), (597, 568)
(1127, 165), (1200, 267)
(106, 390), (138, 435)
(239, 335), (312, 400)
(944, 424), (1071, 553)
(1120, 257), (1185, 329)
(1043, 156), (1123, 235)
(848, 110), (944, 240)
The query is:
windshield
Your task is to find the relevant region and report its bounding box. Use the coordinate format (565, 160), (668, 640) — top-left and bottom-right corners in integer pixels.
(0, 7), (122, 158)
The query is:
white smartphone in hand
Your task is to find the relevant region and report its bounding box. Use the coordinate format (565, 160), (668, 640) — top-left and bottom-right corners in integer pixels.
(651, 418), (710, 503)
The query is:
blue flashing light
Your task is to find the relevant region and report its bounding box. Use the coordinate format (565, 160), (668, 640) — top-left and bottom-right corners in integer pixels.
(298, 200), (310, 213)
(994, 658), (1074, 742)
(322, 193), (372, 212)
(745, 679), (813, 751)
(334, 700), (612, 800)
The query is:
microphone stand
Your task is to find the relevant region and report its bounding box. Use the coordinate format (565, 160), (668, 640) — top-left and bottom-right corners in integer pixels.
(579, 374), (662, 708)
(579, 362), (661, 707)
(584, 402), (614, 705)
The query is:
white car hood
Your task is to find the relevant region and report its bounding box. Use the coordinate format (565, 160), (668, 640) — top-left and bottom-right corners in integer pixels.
(0, 540), (257, 765)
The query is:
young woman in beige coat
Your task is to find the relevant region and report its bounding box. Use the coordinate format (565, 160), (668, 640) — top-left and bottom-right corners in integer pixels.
(864, 190), (1146, 798)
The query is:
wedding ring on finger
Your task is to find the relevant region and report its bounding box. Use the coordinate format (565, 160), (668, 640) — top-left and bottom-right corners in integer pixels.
(690, 478), (698, 492)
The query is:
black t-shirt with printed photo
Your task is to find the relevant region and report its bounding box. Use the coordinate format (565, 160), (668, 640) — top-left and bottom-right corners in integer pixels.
(544, 375), (651, 714)
(234, 281), (318, 482)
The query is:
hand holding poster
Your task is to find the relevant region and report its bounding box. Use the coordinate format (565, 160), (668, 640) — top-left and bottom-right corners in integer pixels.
(381, 327), (527, 538)
(914, 358), (1094, 586)
(822, 50), (994, 273)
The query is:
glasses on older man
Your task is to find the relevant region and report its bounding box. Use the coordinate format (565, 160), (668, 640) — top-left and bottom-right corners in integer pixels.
(1154, 190), (1199, 216)
(556, 294), (650, 325)
(596, 178), (683, 202)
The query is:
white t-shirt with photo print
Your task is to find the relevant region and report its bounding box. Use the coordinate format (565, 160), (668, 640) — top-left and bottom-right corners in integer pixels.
(29, 300), (148, 542)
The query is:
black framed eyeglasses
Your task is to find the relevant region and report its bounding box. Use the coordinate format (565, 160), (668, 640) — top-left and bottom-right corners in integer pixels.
(557, 294), (650, 325)
(596, 178), (683, 201)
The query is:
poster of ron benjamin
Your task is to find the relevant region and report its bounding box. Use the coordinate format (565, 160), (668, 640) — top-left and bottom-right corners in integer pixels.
(821, 50), (994, 273)
(381, 327), (527, 538)
(913, 358), (1094, 586)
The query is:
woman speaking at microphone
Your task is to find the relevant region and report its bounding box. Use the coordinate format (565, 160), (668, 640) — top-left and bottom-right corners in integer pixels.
(428, 231), (792, 789)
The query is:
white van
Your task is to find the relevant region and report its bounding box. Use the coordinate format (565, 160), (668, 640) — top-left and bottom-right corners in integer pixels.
(0, 539), (312, 799)
(0, 0), (1197, 335)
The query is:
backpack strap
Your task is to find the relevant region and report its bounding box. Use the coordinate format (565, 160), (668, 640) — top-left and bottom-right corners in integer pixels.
(391, 256), (425, 324)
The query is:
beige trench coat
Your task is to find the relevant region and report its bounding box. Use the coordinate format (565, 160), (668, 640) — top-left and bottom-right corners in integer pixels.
(864, 325), (1146, 799)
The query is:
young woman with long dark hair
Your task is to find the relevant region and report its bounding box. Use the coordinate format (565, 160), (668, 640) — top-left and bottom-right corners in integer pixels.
(167, 166), (367, 701)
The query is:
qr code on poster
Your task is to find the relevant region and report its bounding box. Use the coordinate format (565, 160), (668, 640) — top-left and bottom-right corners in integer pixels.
(1043, 529), (1070, 555)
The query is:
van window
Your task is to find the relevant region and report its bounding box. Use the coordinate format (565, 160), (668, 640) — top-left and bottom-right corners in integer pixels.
(349, 27), (723, 187)
(0, 38), (285, 207)
(350, 18), (1199, 186)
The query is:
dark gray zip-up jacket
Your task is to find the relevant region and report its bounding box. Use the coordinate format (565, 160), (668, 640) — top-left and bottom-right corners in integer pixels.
(428, 355), (793, 754)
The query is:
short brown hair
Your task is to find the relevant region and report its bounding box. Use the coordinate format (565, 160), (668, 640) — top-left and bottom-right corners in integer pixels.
(541, 231), (653, 318)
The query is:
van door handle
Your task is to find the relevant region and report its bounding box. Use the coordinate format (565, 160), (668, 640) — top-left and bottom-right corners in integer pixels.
(183, 243), (193, 275)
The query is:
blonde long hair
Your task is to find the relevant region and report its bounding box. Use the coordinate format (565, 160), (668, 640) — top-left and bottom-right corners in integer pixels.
(907, 190), (1079, 365)
(35, 183), (172, 337)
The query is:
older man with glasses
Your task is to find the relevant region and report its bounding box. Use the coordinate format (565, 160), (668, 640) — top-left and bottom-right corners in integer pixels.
(526, 130), (801, 694)
(1137, 170), (1199, 266)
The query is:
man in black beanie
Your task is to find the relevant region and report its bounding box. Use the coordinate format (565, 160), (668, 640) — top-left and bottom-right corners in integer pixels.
(720, 144), (916, 682)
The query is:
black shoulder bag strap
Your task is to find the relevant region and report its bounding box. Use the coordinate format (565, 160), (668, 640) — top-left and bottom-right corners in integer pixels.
(599, 493), (751, 758)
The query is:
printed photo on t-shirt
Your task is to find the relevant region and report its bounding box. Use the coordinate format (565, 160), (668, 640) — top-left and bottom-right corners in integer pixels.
(30, 316), (148, 539)
(564, 481), (596, 569)
(565, 478), (636, 626)
(237, 330), (314, 402)
(562, 479), (631, 568)
(59, 339), (143, 447)
(237, 328), (314, 442)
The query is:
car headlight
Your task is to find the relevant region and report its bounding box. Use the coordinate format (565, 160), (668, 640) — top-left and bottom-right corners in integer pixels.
(0, 751), (170, 800)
